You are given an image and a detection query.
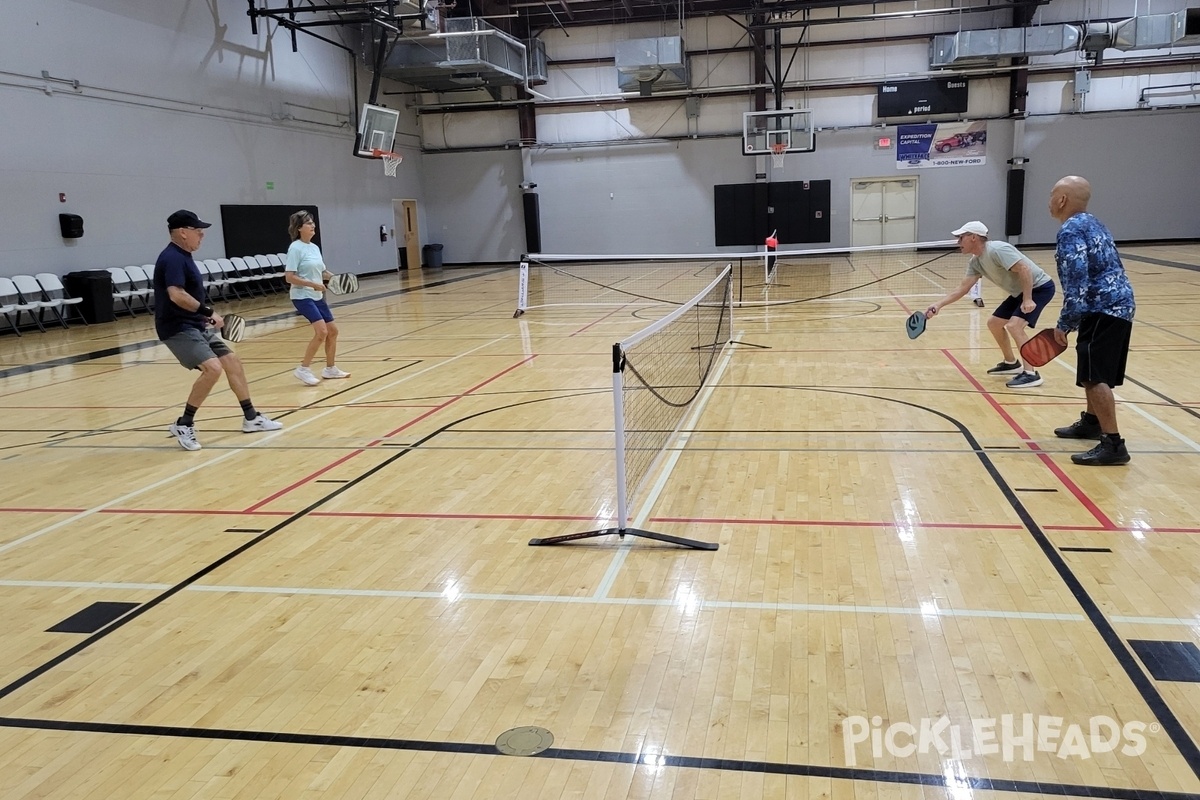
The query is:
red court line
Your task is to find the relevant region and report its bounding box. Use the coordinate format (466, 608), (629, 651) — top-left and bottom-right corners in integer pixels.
(3, 505), (1199, 534)
(941, 349), (1118, 530)
(242, 355), (537, 512)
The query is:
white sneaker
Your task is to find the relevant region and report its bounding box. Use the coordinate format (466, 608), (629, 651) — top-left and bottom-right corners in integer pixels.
(169, 422), (201, 451)
(294, 365), (320, 386)
(322, 366), (351, 379)
(242, 414), (284, 433)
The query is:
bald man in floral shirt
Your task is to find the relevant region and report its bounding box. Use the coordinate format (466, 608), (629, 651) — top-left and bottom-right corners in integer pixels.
(1048, 176), (1136, 466)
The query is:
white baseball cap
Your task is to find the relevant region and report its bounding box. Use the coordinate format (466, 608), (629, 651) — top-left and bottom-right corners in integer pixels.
(951, 221), (988, 237)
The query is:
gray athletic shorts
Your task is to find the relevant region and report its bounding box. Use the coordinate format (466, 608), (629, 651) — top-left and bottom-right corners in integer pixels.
(162, 327), (232, 370)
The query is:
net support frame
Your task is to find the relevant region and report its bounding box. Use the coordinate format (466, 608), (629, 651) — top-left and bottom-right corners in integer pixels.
(529, 267), (732, 551)
(514, 258), (529, 317)
(764, 231), (779, 286)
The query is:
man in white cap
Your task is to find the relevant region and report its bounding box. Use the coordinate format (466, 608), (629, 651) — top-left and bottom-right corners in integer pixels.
(925, 221), (1056, 388)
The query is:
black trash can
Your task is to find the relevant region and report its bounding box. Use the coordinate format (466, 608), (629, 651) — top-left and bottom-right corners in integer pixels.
(422, 243), (444, 269)
(64, 270), (116, 324)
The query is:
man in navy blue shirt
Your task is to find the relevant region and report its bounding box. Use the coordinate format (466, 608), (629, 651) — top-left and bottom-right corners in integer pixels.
(154, 209), (282, 451)
(1048, 177), (1135, 466)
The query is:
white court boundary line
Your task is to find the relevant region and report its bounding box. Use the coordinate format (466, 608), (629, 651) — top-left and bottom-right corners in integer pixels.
(7, 577), (1198, 625)
(0, 579), (1089, 623)
(0, 335), (512, 556)
(594, 330), (741, 600)
(1050, 357), (1200, 452)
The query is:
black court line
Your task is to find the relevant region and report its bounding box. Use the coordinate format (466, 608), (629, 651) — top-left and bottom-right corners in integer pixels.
(1123, 254), (1200, 272)
(0, 715), (1195, 800)
(1060, 547), (1112, 553)
(798, 386), (1200, 779)
(4, 304), (1198, 792)
(1129, 641), (1200, 683)
(224, 528), (265, 534)
(0, 268), (508, 381)
(47, 602), (139, 634)
(1015, 487), (1059, 493)
(1123, 375), (1200, 424)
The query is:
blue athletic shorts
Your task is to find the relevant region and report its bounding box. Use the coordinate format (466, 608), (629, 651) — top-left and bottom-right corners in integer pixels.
(992, 281), (1055, 328)
(293, 297), (334, 324)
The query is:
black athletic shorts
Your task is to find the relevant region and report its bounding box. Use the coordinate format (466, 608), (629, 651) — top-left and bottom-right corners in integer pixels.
(1075, 312), (1132, 388)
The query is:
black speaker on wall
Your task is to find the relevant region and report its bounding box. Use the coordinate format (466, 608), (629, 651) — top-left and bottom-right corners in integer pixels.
(522, 192), (542, 254)
(59, 213), (84, 239)
(1005, 169), (1025, 237)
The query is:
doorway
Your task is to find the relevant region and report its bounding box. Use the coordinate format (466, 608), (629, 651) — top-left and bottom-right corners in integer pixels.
(850, 177), (917, 246)
(393, 199), (420, 271)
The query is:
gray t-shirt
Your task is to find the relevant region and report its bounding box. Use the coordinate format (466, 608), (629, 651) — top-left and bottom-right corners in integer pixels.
(966, 240), (1051, 297)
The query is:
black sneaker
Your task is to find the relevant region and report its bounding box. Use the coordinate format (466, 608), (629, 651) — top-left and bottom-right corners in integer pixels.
(973, 298), (985, 307)
(986, 361), (1023, 375)
(1071, 435), (1130, 466)
(1006, 371), (1043, 388)
(1054, 413), (1102, 440)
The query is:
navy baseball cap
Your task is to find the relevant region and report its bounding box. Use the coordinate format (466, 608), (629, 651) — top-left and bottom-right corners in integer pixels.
(167, 210), (212, 230)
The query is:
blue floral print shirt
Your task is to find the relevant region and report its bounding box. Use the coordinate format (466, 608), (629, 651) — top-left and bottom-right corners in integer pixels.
(1054, 212), (1135, 332)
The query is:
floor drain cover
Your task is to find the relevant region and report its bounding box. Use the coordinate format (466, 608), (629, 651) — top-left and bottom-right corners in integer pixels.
(495, 725), (554, 756)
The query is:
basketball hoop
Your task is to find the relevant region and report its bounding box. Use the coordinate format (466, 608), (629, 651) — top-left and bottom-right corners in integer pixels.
(372, 148), (403, 177)
(770, 143), (787, 170)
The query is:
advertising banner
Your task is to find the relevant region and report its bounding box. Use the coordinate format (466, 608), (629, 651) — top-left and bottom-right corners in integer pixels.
(897, 122), (987, 169)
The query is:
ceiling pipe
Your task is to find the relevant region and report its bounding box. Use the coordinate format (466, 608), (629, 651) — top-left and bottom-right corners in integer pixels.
(409, 50), (1200, 112)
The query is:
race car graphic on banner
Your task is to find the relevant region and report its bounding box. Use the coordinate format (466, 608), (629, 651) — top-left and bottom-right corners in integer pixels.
(897, 122), (987, 169)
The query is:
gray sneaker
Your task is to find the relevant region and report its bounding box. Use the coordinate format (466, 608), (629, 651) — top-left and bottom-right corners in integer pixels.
(169, 422), (201, 451)
(1006, 371), (1043, 388)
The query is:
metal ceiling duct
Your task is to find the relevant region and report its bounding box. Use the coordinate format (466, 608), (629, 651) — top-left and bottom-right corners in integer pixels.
(614, 37), (689, 96)
(377, 18), (533, 92)
(930, 7), (1200, 66)
(930, 24), (1080, 65)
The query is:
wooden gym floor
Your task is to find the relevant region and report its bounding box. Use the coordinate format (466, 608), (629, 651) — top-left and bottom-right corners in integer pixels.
(1, 243), (1199, 799)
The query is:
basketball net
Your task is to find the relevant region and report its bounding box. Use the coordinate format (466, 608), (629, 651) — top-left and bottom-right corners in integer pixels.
(770, 143), (787, 170)
(372, 148), (403, 177)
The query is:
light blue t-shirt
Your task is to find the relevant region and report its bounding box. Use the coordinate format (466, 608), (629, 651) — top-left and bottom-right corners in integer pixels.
(286, 240), (326, 301)
(966, 240), (1052, 298)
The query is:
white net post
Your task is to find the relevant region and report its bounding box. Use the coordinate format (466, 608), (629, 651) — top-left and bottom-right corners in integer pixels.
(611, 343), (631, 532)
(514, 259), (529, 317)
(764, 232), (778, 285)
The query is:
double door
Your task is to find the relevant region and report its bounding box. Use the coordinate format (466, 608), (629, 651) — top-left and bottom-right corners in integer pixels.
(850, 178), (917, 246)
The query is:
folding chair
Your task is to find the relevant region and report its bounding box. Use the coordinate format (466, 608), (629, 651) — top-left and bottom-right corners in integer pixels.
(125, 266), (156, 309)
(35, 273), (87, 326)
(106, 267), (143, 316)
(0, 276), (46, 334)
(13, 274), (66, 329)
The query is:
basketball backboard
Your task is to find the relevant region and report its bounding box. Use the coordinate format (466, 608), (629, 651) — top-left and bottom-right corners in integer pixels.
(743, 109), (815, 155)
(357, 103), (400, 157)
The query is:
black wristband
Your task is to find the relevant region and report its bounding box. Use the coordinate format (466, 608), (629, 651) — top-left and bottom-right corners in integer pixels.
(198, 304), (214, 318)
